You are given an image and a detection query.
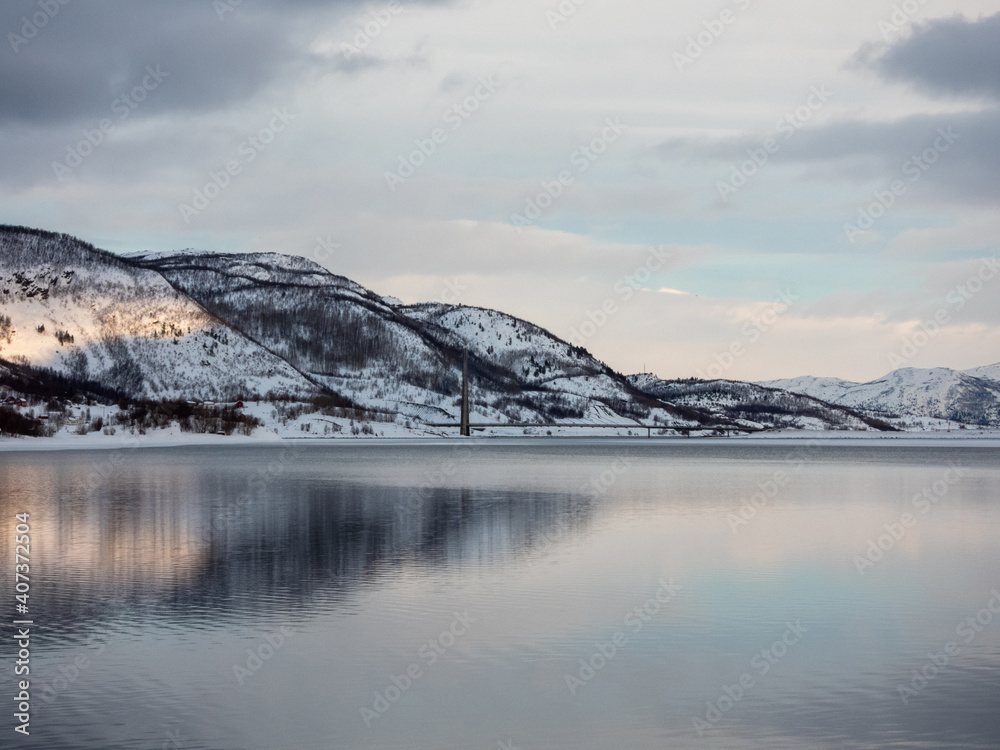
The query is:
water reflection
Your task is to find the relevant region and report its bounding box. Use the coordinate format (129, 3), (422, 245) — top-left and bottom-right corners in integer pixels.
(0, 442), (997, 750)
(0, 444), (596, 628)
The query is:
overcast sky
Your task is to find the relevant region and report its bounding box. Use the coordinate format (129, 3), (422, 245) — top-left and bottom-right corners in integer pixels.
(2, 0), (998, 381)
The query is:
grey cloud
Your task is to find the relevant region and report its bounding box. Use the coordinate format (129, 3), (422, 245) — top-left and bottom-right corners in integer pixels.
(795, 112), (999, 204)
(657, 12), (1000, 205)
(0, 0), (446, 125)
(330, 53), (391, 74)
(861, 12), (1000, 100)
(439, 72), (467, 93)
(660, 109), (999, 205)
(328, 47), (429, 75)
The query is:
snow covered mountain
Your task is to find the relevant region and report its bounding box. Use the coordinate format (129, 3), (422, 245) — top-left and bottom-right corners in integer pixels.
(3, 224), (996, 436)
(627, 375), (894, 432)
(964, 363), (1000, 383)
(0, 228), (721, 432)
(129, 249), (724, 430)
(0, 226), (319, 401)
(761, 366), (1000, 426)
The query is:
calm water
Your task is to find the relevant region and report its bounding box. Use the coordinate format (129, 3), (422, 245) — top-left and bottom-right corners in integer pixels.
(1, 440), (999, 749)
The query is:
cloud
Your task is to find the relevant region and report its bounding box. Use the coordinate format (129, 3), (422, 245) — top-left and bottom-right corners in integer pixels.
(2, 0), (998, 381)
(656, 13), (1000, 207)
(861, 12), (1000, 100)
(660, 109), (1000, 206)
(658, 10), (1000, 208)
(764, 111), (998, 203)
(0, 0), (446, 125)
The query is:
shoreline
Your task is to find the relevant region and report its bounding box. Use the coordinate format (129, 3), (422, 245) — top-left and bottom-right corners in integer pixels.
(2, 428), (1000, 453)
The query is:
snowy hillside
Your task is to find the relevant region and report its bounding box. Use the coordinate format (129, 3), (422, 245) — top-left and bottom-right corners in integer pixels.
(0, 227), (320, 401)
(754, 375), (859, 405)
(761, 367), (1000, 426)
(134, 251), (713, 430)
(627, 375), (893, 432)
(398, 303), (699, 426)
(965, 363), (1000, 383)
(4, 224), (996, 440)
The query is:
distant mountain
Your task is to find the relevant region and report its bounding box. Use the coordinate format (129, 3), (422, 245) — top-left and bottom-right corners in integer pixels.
(752, 374), (858, 405)
(761, 367), (1000, 426)
(964, 363), (1000, 383)
(627, 375), (895, 432)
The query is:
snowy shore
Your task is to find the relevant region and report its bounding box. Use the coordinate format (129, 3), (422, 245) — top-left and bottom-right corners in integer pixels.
(2, 426), (999, 452)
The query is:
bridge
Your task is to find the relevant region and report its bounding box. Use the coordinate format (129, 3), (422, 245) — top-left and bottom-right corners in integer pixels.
(430, 351), (758, 437)
(424, 422), (753, 437)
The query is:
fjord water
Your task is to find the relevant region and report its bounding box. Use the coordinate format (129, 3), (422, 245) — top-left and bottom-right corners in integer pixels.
(2, 441), (999, 749)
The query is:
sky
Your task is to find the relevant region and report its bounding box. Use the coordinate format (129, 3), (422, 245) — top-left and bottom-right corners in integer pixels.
(1, 0), (998, 382)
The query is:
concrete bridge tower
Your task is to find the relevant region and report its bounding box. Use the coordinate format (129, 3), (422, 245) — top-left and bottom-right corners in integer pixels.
(460, 349), (470, 437)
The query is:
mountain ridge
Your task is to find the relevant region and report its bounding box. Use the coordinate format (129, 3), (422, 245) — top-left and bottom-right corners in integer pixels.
(2, 225), (997, 438)
(760, 366), (1000, 427)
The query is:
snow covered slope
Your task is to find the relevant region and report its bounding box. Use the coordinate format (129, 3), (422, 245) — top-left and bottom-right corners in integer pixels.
(755, 375), (858, 405)
(761, 367), (1000, 426)
(628, 375), (892, 431)
(965, 363), (1000, 383)
(133, 250), (714, 430)
(397, 303), (700, 426)
(0, 226), (319, 401)
(7, 224), (995, 435)
(132, 250), (482, 419)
